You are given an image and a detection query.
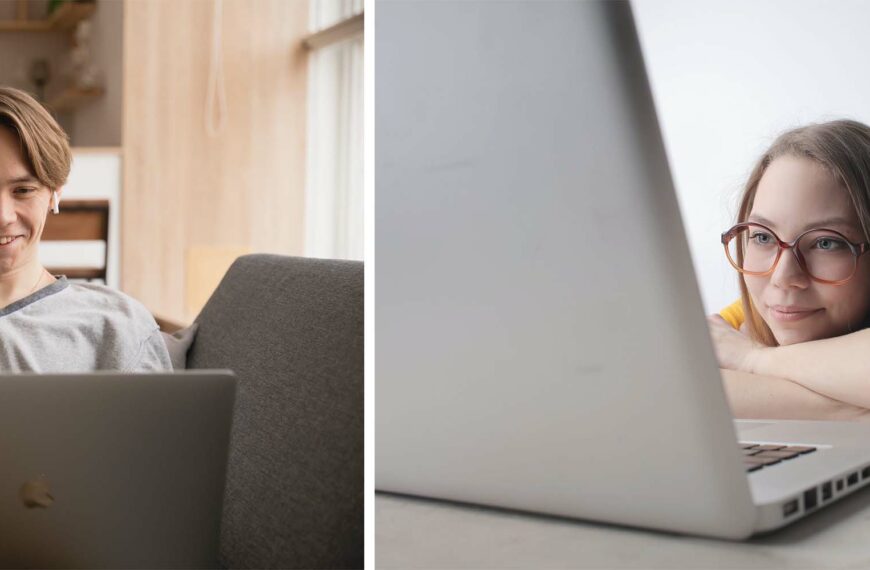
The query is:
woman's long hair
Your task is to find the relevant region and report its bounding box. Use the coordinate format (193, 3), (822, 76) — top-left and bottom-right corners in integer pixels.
(736, 120), (870, 346)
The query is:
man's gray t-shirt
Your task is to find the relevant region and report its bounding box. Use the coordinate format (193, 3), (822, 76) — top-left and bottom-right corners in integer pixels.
(0, 277), (172, 372)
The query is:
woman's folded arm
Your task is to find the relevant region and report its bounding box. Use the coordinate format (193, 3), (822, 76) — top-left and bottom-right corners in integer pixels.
(709, 314), (870, 412)
(745, 328), (870, 410)
(720, 368), (870, 421)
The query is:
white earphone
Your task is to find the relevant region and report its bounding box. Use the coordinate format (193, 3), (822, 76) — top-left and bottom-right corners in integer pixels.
(51, 191), (60, 214)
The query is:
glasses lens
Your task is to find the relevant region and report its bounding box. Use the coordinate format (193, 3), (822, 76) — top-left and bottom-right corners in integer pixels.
(727, 226), (778, 274)
(797, 230), (857, 281)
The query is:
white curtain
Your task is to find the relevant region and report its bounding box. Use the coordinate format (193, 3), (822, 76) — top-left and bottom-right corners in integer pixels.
(305, 0), (364, 260)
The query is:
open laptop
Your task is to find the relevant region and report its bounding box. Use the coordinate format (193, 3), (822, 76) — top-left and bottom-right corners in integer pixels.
(375, 0), (870, 539)
(0, 370), (236, 567)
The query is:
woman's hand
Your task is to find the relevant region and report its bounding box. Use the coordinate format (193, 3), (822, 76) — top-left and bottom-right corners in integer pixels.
(707, 314), (766, 373)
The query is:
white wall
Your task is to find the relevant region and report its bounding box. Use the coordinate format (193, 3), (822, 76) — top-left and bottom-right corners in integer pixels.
(632, 0), (870, 314)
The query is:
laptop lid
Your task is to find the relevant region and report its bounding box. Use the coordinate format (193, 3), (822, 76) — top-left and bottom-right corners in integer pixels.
(0, 371), (236, 568)
(376, 0), (757, 538)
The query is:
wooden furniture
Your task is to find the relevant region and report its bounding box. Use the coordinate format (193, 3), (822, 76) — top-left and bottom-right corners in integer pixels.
(46, 86), (105, 113)
(0, 1), (104, 114)
(153, 314), (185, 334)
(0, 0), (95, 32)
(41, 198), (109, 281)
(122, 0), (308, 323)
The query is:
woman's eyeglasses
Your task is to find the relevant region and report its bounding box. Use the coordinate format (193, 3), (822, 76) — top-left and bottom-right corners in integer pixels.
(721, 222), (870, 285)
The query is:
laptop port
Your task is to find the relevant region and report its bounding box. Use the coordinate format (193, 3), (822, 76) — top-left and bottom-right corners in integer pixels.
(837, 479), (844, 491)
(848, 472), (859, 487)
(822, 481), (832, 501)
(862, 466), (870, 479)
(804, 488), (818, 511)
(783, 499), (799, 517)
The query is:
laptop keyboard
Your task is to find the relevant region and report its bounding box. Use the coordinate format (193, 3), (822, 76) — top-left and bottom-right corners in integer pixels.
(740, 443), (817, 472)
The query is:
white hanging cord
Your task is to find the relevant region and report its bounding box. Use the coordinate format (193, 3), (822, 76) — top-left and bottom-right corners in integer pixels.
(205, 0), (227, 137)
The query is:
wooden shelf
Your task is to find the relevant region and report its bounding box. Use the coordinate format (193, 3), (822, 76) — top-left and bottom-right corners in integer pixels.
(44, 267), (105, 280)
(49, 1), (96, 31)
(46, 86), (104, 113)
(42, 198), (109, 283)
(0, 2), (96, 33)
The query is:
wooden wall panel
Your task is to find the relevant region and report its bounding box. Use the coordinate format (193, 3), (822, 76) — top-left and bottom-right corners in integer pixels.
(122, 0), (308, 322)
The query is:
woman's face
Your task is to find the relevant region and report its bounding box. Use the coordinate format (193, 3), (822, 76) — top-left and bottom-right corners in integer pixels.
(745, 155), (870, 345)
(0, 126), (55, 276)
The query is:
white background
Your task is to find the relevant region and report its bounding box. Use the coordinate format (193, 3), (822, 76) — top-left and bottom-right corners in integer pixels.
(633, 0), (870, 314)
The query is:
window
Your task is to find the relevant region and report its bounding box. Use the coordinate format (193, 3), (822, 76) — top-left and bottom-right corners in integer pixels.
(304, 0), (364, 260)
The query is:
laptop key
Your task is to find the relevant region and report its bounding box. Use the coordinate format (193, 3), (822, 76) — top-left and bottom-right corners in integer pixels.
(743, 457), (779, 465)
(783, 446), (816, 454)
(738, 443), (818, 472)
(753, 444), (786, 451)
(744, 457), (778, 466)
(755, 450), (800, 460)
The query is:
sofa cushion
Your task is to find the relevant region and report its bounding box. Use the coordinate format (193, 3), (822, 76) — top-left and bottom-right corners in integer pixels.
(160, 323), (199, 370)
(187, 254), (363, 569)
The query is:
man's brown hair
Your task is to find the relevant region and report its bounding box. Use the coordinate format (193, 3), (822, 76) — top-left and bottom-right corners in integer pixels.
(0, 87), (71, 190)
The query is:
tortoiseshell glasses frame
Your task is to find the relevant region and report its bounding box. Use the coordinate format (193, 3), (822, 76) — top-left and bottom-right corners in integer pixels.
(721, 222), (870, 285)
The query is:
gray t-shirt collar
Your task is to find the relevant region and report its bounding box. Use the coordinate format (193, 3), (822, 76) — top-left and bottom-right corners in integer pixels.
(0, 276), (69, 318)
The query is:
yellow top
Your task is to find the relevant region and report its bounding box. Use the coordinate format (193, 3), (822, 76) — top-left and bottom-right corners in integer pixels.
(719, 299), (744, 330)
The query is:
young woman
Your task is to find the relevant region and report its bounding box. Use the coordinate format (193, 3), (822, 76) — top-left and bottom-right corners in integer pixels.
(708, 119), (870, 420)
(0, 86), (171, 371)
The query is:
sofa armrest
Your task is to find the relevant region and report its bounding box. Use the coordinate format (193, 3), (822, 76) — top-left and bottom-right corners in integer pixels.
(188, 254), (363, 569)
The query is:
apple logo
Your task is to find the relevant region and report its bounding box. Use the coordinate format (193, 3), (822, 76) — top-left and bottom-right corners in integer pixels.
(19, 477), (54, 509)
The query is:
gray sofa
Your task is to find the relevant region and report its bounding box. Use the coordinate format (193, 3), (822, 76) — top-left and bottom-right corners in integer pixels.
(184, 254), (363, 569)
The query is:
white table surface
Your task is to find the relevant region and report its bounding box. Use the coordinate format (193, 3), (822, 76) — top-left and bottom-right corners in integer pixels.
(376, 489), (870, 569)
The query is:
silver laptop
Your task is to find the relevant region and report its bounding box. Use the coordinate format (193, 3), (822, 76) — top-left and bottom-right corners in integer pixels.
(0, 370), (236, 567)
(375, 0), (870, 539)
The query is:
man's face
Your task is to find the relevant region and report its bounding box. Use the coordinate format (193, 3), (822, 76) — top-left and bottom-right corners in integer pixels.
(744, 155), (870, 345)
(0, 126), (55, 276)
